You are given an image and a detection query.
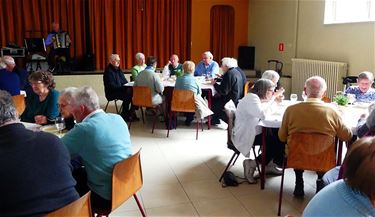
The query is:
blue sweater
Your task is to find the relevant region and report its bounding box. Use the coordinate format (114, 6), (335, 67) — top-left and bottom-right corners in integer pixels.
(175, 73), (201, 95)
(194, 61), (219, 78)
(61, 111), (132, 200)
(0, 69), (20, 96)
(303, 180), (375, 216)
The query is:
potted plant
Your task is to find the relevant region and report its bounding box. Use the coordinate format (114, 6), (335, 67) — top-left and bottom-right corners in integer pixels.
(333, 94), (349, 106)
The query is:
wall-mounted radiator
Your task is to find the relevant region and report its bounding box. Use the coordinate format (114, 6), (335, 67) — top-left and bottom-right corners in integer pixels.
(291, 58), (348, 100)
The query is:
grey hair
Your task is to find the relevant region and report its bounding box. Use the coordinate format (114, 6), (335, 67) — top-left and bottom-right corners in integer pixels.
(3, 55), (15, 65)
(203, 51), (213, 59)
(183, 61), (195, 74)
(221, 57), (237, 68)
(0, 90), (17, 125)
(135, 52), (145, 61)
(0, 57), (6, 69)
(109, 54), (120, 62)
(358, 71), (374, 82)
(60, 87), (78, 105)
(305, 76), (327, 98)
(71, 86), (100, 111)
(262, 70), (280, 82)
(250, 79), (275, 99)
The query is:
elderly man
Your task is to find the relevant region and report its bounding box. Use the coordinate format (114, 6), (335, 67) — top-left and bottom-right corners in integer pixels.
(162, 54), (183, 77)
(45, 22), (71, 72)
(131, 52), (146, 80)
(211, 57), (246, 125)
(3, 56), (30, 94)
(58, 87), (77, 130)
(345, 71), (375, 103)
(194, 51), (219, 78)
(103, 54), (137, 121)
(0, 58), (20, 96)
(279, 76), (352, 197)
(0, 90), (79, 216)
(134, 56), (164, 105)
(61, 86), (132, 211)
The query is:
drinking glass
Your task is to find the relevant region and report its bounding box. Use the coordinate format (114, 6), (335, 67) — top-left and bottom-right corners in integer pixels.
(301, 91), (307, 101)
(55, 117), (66, 134)
(290, 93), (298, 103)
(347, 94), (356, 104)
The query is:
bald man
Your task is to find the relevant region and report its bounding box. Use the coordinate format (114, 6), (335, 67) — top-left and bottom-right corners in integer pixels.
(162, 54), (183, 77)
(278, 76), (352, 198)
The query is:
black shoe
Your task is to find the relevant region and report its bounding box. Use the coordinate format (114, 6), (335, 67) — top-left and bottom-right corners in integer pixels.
(293, 182), (304, 198)
(209, 118), (220, 125)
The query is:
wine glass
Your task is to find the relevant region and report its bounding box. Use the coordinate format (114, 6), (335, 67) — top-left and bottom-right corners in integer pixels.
(290, 93), (298, 103)
(301, 91), (307, 101)
(55, 117), (66, 135)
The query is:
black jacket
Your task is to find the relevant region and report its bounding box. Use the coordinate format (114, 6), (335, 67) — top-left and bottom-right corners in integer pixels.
(103, 64), (128, 100)
(214, 67), (246, 105)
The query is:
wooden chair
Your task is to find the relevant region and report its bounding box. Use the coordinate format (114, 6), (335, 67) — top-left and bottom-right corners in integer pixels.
(166, 89), (202, 140)
(46, 191), (91, 217)
(130, 86), (162, 133)
(12, 94), (26, 116)
(277, 132), (339, 216)
(244, 80), (253, 96)
(219, 108), (261, 182)
(93, 150), (146, 217)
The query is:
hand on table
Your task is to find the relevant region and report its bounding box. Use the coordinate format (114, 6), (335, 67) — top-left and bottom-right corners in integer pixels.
(34, 115), (48, 125)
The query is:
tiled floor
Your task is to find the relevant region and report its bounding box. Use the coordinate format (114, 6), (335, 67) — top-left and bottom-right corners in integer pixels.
(110, 114), (319, 217)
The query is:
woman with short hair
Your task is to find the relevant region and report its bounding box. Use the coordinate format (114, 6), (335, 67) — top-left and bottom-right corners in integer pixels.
(20, 71), (59, 124)
(232, 79), (285, 183)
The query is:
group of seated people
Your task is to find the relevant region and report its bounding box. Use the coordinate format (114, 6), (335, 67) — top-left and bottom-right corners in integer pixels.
(103, 50), (247, 126)
(0, 84), (133, 215)
(230, 71), (375, 215)
(2, 46), (375, 215)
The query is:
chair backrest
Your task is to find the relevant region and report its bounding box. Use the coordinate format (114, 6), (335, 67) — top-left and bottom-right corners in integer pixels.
(111, 149), (143, 211)
(287, 132), (336, 172)
(244, 80), (253, 96)
(12, 95), (25, 116)
(171, 89), (195, 113)
(46, 191), (91, 217)
(132, 86), (153, 107)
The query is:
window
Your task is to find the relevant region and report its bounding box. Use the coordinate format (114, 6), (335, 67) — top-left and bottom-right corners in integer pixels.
(324, 0), (375, 24)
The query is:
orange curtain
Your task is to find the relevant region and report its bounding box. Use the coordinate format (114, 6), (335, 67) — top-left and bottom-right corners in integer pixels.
(89, 0), (191, 70)
(210, 5), (234, 62)
(0, 0), (87, 59)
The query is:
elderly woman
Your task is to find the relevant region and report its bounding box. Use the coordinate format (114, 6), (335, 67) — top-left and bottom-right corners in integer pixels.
(175, 61), (212, 126)
(345, 71), (375, 103)
(261, 70), (285, 101)
(303, 137), (375, 216)
(131, 52), (146, 80)
(20, 71), (59, 124)
(232, 79), (284, 183)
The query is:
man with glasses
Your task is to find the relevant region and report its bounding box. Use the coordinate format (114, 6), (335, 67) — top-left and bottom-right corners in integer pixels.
(345, 71), (375, 103)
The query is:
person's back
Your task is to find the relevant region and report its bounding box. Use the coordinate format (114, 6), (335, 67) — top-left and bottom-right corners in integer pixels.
(0, 123), (79, 216)
(279, 101), (352, 141)
(216, 67), (245, 105)
(0, 69), (20, 96)
(134, 68), (164, 105)
(62, 111), (132, 200)
(175, 73), (201, 95)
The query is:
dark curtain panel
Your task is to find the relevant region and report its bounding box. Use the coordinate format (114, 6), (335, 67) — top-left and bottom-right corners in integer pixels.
(210, 5), (234, 62)
(0, 0), (87, 60)
(89, 0), (191, 70)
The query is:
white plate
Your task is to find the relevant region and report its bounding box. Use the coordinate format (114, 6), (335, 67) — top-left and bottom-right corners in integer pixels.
(40, 125), (59, 134)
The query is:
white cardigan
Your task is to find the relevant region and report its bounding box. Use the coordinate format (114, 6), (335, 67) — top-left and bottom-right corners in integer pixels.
(232, 93), (272, 157)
